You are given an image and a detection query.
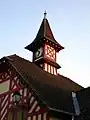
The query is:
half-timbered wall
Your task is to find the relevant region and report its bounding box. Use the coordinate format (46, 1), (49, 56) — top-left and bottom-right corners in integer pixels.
(0, 61), (48, 120)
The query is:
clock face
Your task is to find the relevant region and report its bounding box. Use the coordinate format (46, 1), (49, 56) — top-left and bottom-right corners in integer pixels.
(35, 47), (43, 58)
(44, 44), (56, 61)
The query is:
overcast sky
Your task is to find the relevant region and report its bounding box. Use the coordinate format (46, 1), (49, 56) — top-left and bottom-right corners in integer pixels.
(0, 0), (90, 87)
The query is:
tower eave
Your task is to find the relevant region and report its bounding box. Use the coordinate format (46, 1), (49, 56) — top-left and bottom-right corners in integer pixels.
(57, 45), (64, 52)
(34, 57), (61, 69)
(25, 44), (33, 52)
(25, 41), (64, 54)
(25, 38), (44, 52)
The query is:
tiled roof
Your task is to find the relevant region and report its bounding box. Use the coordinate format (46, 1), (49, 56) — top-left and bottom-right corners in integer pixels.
(4, 54), (83, 114)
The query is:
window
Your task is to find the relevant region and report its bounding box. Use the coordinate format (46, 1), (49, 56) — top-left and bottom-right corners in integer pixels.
(72, 92), (80, 115)
(8, 112), (12, 120)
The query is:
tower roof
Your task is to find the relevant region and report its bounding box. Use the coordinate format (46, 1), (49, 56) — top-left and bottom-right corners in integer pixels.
(25, 13), (64, 52)
(35, 14), (55, 42)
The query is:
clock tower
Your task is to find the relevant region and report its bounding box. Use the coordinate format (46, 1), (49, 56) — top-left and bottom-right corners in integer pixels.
(25, 12), (64, 75)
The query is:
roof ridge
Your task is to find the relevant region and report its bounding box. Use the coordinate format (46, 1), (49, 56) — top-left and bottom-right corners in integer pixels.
(5, 54), (32, 64)
(6, 54), (47, 75)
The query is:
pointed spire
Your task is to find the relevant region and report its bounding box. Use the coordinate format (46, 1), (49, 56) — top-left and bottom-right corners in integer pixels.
(44, 10), (47, 19)
(25, 13), (64, 52)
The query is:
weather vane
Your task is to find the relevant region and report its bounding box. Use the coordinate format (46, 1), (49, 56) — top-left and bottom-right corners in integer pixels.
(44, 10), (47, 19)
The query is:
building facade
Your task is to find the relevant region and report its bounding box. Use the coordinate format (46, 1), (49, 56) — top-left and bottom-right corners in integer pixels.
(0, 13), (90, 120)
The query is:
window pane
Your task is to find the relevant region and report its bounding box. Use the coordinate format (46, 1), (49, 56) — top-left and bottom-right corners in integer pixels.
(72, 92), (80, 115)
(8, 112), (12, 120)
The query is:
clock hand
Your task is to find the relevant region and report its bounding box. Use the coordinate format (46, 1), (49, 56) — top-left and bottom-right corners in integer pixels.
(37, 50), (40, 56)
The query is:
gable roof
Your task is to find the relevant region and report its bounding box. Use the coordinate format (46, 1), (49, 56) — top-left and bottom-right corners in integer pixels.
(6, 54), (83, 92)
(2, 54), (83, 115)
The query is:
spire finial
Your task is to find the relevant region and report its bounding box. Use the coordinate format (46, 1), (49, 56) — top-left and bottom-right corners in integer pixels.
(44, 10), (47, 19)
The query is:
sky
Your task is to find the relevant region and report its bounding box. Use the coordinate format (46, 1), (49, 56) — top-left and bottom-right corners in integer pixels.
(0, 0), (90, 87)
